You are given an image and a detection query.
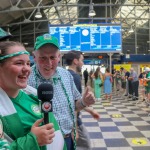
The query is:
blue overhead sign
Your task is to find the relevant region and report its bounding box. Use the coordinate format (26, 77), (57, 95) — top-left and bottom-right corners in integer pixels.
(84, 59), (101, 65)
(49, 24), (122, 53)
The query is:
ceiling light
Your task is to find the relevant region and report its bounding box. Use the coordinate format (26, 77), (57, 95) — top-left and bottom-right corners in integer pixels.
(24, 43), (28, 45)
(89, 2), (96, 17)
(129, 26), (134, 33)
(35, 8), (42, 18)
(89, 9), (96, 17)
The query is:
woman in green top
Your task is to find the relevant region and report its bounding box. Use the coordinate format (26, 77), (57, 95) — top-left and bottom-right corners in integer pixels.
(0, 41), (66, 150)
(92, 66), (103, 101)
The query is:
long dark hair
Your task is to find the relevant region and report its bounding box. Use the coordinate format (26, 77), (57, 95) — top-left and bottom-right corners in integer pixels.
(94, 67), (100, 79)
(106, 68), (110, 73)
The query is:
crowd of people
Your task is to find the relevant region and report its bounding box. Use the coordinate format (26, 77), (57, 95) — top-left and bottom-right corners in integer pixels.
(112, 67), (150, 105)
(83, 66), (150, 105)
(138, 67), (150, 105)
(0, 34), (96, 150)
(0, 33), (150, 150)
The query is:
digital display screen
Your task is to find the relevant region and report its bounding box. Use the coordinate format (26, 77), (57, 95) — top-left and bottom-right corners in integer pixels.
(49, 24), (122, 53)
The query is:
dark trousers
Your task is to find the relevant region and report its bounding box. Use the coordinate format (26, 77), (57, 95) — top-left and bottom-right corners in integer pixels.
(132, 81), (139, 98)
(128, 80), (133, 95)
(64, 135), (74, 150)
(84, 78), (88, 86)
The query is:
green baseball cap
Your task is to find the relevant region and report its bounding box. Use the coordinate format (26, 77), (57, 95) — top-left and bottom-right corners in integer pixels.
(34, 34), (59, 50)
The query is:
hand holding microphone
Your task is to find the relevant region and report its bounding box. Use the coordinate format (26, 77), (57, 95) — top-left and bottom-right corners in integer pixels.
(31, 83), (55, 146)
(31, 118), (55, 146)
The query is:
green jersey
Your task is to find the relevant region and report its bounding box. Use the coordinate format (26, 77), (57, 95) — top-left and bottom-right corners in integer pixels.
(0, 88), (66, 150)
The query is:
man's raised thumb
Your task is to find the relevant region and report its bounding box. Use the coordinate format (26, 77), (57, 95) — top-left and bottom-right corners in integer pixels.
(84, 86), (91, 95)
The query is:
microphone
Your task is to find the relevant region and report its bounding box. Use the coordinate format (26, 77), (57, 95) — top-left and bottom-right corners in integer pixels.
(37, 83), (53, 124)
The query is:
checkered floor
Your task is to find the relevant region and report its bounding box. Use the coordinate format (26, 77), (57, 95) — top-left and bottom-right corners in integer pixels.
(81, 89), (150, 150)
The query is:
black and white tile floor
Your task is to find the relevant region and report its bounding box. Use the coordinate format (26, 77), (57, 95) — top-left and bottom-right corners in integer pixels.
(81, 90), (150, 150)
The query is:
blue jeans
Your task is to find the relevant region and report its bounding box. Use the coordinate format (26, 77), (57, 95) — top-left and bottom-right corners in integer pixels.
(64, 134), (74, 150)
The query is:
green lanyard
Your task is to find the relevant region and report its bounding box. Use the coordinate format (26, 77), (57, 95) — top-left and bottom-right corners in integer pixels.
(59, 76), (76, 150)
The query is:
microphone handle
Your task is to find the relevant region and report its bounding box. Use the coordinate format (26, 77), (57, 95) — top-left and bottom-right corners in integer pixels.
(44, 113), (49, 124)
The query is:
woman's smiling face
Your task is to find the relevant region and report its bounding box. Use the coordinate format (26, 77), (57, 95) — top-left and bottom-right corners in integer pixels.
(0, 45), (31, 90)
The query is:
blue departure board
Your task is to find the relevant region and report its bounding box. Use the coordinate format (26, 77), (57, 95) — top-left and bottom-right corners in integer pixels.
(49, 24), (122, 53)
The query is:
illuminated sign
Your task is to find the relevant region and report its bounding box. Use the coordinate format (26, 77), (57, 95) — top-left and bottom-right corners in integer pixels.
(49, 24), (122, 53)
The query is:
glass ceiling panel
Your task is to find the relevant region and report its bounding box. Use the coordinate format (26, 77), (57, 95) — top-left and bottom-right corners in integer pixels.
(44, 0), (78, 25)
(112, 0), (149, 39)
(44, 0), (149, 31)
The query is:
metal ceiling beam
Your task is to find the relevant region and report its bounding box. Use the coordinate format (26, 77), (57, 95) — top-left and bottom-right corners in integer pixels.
(0, 3), (150, 13)
(64, 0), (71, 23)
(52, 0), (63, 24)
(16, 0), (22, 7)
(122, 8), (149, 39)
(2, 17), (149, 26)
(27, 0), (43, 20)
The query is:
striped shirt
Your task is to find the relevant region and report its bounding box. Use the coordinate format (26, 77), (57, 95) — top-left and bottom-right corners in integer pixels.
(28, 65), (81, 134)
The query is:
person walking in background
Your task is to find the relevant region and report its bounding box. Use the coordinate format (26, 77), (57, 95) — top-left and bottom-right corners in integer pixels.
(114, 70), (121, 91)
(120, 67), (126, 95)
(128, 68), (139, 100)
(65, 50), (100, 150)
(124, 69), (130, 96)
(104, 68), (112, 101)
(89, 70), (94, 88)
(91, 66), (103, 101)
(139, 71), (147, 102)
(83, 68), (89, 86)
(27, 34), (96, 150)
(112, 68), (116, 89)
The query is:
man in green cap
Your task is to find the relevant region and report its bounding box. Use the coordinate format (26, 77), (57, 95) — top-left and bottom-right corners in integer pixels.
(27, 33), (96, 150)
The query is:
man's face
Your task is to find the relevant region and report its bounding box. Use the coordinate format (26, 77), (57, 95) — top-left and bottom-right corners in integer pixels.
(130, 68), (133, 73)
(34, 45), (60, 79)
(76, 54), (84, 72)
